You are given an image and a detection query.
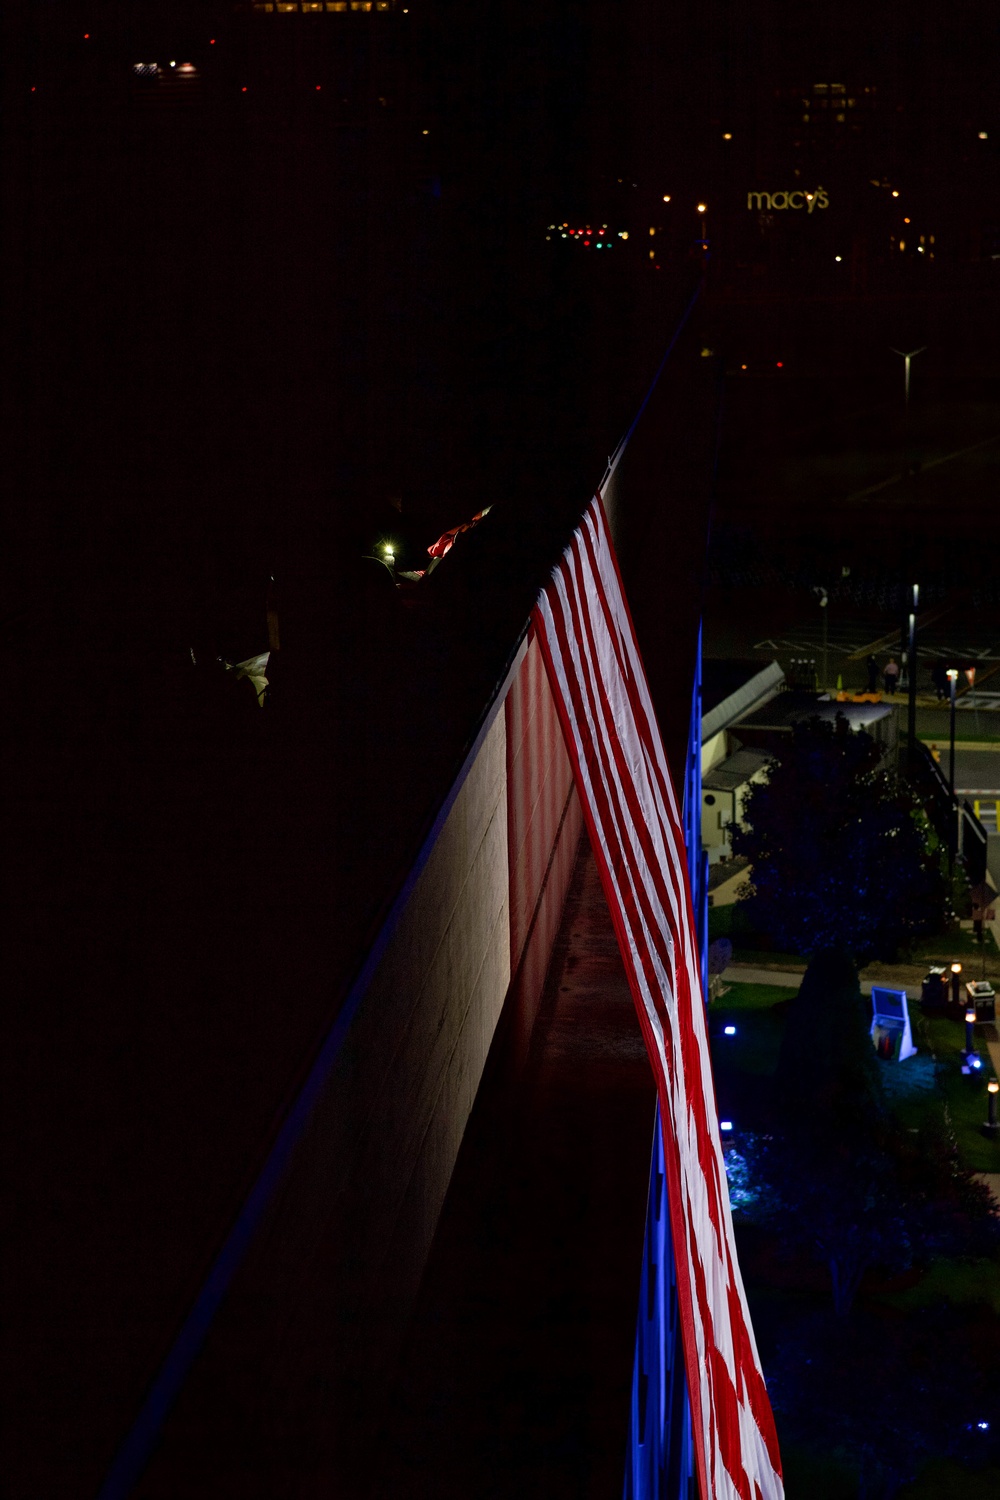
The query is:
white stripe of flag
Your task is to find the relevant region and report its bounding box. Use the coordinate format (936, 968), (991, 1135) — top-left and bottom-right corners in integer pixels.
(532, 496), (783, 1500)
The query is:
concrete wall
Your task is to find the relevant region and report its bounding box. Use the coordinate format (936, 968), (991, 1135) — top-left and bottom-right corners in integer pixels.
(137, 636), (582, 1496)
(506, 633), (583, 1069)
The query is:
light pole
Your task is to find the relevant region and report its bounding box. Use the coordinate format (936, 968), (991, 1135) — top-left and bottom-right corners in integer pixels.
(812, 586), (829, 692)
(906, 583), (918, 767)
(947, 667), (959, 862)
(986, 1077), (999, 1136)
(950, 962), (963, 1006)
(965, 1006), (976, 1057)
(890, 345), (927, 416)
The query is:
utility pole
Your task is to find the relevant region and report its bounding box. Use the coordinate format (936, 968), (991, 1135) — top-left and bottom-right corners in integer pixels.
(907, 583), (919, 768)
(812, 586), (829, 692)
(947, 667), (959, 867)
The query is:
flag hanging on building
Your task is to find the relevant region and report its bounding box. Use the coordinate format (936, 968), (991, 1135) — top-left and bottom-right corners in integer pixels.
(532, 495), (784, 1500)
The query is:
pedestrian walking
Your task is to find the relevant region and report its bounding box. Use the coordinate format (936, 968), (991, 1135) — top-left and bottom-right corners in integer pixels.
(883, 658), (900, 695)
(866, 653), (879, 693)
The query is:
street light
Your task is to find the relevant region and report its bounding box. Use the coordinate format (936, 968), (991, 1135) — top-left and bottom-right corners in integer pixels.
(987, 1077), (999, 1135)
(950, 962), (963, 1005)
(890, 345), (926, 416)
(812, 586), (829, 691)
(965, 1006), (976, 1055)
(906, 583), (919, 768)
(947, 667), (959, 860)
(697, 202), (707, 242)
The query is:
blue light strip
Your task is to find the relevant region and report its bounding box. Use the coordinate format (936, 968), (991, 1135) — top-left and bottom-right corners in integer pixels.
(623, 633), (702, 1499)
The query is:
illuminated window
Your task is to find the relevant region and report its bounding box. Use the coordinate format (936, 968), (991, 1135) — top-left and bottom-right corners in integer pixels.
(327, 3), (347, 8)
(303, 2), (323, 10)
(276, 2), (298, 11)
(351, 2), (372, 9)
(253, 3), (274, 9)
(376, 2), (391, 9)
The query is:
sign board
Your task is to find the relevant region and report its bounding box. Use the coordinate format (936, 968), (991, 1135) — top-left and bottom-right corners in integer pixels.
(747, 188), (829, 213)
(870, 986), (917, 1062)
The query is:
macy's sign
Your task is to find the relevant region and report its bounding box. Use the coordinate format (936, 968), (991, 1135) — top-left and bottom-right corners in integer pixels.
(747, 188), (829, 212)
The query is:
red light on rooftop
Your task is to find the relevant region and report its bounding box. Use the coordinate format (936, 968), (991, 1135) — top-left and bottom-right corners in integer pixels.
(84, 33), (90, 39)
(315, 85), (321, 90)
(241, 85), (247, 92)
(776, 361), (783, 368)
(210, 38), (216, 44)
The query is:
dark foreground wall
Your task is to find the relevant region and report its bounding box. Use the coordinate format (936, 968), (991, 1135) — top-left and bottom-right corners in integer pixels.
(124, 632), (582, 1495)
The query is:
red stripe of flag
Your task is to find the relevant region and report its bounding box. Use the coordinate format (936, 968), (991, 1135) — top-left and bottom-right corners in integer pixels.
(531, 495), (783, 1500)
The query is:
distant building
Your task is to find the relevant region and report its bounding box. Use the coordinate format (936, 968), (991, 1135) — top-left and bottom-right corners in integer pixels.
(700, 660), (783, 864)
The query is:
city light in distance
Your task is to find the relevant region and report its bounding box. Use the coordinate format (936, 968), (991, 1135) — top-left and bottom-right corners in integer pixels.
(720, 1121), (734, 1132)
(891, 189), (899, 197)
(723, 1025), (736, 1036)
(696, 202), (707, 214)
(723, 132), (732, 140)
(979, 131), (988, 139)
(835, 255), (842, 262)
(547, 224), (624, 250)
(662, 194), (671, 202)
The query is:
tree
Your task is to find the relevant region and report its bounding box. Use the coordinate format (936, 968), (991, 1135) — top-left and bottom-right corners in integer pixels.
(730, 715), (949, 961)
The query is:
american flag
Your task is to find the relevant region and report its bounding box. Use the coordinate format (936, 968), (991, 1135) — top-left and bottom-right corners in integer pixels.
(532, 496), (783, 1500)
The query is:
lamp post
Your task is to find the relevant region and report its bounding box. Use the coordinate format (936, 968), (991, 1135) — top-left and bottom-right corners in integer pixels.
(965, 1006), (976, 1056)
(903, 583), (918, 767)
(890, 345), (927, 417)
(950, 962), (963, 1006)
(987, 1077), (999, 1135)
(947, 667), (959, 863)
(811, 586), (829, 692)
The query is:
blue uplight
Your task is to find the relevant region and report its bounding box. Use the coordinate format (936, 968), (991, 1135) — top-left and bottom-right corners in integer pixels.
(720, 1120), (734, 1132)
(724, 1025), (736, 1036)
(979, 1421), (990, 1431)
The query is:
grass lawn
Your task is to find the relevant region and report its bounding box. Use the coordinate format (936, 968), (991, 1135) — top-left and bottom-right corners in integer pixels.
(711, 975), (1000, 1496)
(900, 1460), (1000, 1499)
(710, 982), (793, 1124)
(711, 981), (793, 1010)
(707, 904), (805, 968)
(907, 929), (999, 961)
(882, 1256), (1000, 1316)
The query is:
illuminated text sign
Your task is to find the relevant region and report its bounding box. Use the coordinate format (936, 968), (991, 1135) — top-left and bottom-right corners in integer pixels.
(747, 188), (830, 212)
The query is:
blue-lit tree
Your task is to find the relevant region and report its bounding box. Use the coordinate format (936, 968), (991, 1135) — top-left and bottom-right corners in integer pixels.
(730, 715), (950, 961)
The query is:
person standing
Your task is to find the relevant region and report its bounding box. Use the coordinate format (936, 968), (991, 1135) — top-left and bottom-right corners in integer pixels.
(883, 658), (900, 695)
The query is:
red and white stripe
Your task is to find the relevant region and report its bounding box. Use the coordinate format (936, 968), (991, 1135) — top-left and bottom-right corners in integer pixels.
(532, 496), (783, 1500)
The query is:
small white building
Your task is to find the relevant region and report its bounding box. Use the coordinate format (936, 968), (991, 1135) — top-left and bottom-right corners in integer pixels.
(700, 661), (784, 865)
